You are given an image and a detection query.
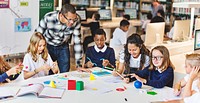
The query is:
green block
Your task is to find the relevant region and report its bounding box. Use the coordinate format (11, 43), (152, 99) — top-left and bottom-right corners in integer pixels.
(76, 81), (84, 91)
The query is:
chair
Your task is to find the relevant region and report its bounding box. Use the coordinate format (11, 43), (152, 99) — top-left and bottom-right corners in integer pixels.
(109, 39), (123, 60)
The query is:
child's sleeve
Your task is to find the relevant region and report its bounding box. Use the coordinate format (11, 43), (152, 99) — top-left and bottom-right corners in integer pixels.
(85, 48), (91, 64)
(129, 67), (150, 82)
(184, 74), (190, 82)
(22, 54), (31, 72)
(135, 67), (150, 79)
(108, 48), (116, 68)
(145, 67), (174, 88)
(0, 72), (8, 82)
(119, 48), (125, 63)
(144, 55), (150, 68)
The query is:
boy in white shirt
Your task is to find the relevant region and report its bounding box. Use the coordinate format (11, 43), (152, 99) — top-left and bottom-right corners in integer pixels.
(142, 12), (152, 34)
(110, 20), (130, 59)
(123, 14), (136, 37)
(110, 20), (130, 48)
(174, 53), (200, 96)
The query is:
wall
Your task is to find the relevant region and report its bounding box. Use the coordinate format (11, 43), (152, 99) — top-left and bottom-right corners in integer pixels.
(0, 0), (39, 55)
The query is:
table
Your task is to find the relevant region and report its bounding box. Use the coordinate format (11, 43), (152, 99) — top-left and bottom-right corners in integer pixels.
(2, 68), (181, 103)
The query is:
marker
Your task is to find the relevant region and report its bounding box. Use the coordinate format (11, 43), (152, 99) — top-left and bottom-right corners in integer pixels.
(86, 57), (97, 66)
(115, 70), (124, 79)
(104, 66), (115, 70)
(100, 58), (105, 70)
(178, 82), (181, 91)
(13, 63), (23, 78)
(125, 98), (127, 101)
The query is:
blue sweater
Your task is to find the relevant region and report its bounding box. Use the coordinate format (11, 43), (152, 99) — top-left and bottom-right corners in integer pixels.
(130, 66), (174, 88)
(0, 72), (8, 82)
(85, 46), (116, 68)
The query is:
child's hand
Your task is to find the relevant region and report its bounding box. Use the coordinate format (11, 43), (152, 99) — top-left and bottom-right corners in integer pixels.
(77, 67), (92, 73)
(6, 65), (21, 76)
(133, 74), (147, 84)
(39, 64), (51, 72)
(189, 66), (200, 80)
(51, 62), (59, 74)
(102, 59), (109, 67)
(112, 70), (118, 76)
(86, 61), (94, 68)
(174, 88), (181, 96)
(123, 77), (130, 84)
(173, 82), (181, 96)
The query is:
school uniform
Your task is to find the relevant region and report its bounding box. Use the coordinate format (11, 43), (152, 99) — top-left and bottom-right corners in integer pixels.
(130, 66), (174, 88)
(0, 73), (9, 82)
(22, 53), (54, 79)
(85, 45), (116, 68)
(119, 48), (150, 73)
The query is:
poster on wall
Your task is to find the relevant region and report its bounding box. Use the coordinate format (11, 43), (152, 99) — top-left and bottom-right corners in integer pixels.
(14, 18), (31, 32)
(0, 0), (9, 8)
(39, 0), (54, 21)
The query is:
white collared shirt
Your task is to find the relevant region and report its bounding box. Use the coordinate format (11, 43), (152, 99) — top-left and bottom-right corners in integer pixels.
(94, 44), (107, 53)
(156, 67), (163, 73)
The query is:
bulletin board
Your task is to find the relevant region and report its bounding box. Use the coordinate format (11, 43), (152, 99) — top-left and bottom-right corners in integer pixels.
(0, 0), (39, 55)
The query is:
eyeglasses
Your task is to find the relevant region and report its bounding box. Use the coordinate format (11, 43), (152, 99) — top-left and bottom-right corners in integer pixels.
(62, 14), (78, 23)
(152, 56), (163, 61)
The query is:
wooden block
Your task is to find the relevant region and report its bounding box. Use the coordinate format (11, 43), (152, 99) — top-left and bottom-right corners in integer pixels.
(76, 81), (84, 91)
(68, 80), (76, 90)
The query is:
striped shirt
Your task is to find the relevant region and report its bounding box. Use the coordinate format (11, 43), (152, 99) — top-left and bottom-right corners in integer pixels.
(35, 11), (82, 66)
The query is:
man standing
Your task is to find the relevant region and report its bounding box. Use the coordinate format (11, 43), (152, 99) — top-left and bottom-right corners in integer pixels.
(35, 4), (82, 73)
(151, 0), (164, 18)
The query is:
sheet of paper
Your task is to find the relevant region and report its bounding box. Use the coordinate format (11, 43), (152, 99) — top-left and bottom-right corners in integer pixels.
(0, 87), (16, 99)
(152, 87), (181, 101)
(39, 87), (65, 99)
(85, 83), (113, 94)
(102, 76), (123, 83)
(92, 71), (111, 77)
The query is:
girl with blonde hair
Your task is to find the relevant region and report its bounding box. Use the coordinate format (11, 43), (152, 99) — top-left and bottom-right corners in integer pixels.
(23, 32), (58, 79)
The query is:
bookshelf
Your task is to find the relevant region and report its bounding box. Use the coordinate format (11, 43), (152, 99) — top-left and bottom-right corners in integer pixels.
(173, 2), (200, 38)
(114, 0), (140, 19)
(90, 0), (110, 7)
(140, 0), (172, 22)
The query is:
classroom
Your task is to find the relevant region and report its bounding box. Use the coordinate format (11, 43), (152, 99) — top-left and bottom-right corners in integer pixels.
(0, 0), (200, 103)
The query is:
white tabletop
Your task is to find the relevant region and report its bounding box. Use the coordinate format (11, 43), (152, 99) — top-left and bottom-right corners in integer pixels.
(2, 68), (181, 103)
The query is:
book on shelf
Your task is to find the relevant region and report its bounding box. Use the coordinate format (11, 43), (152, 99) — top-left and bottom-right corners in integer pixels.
(16, 83), (65, 99)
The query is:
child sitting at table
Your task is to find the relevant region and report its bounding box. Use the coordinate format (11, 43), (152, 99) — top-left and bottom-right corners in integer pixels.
(124, 45), (175, 88)
(80, 29), (116, 71)
(112, 34), (150, 76)
(22, 32), (59, 79)
(0, 56), (22, 83)
(174, 53), (200, 96)
(164, 67), (200, 103)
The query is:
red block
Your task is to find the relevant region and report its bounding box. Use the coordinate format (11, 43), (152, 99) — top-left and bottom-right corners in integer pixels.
(68, 80), (76, 90)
